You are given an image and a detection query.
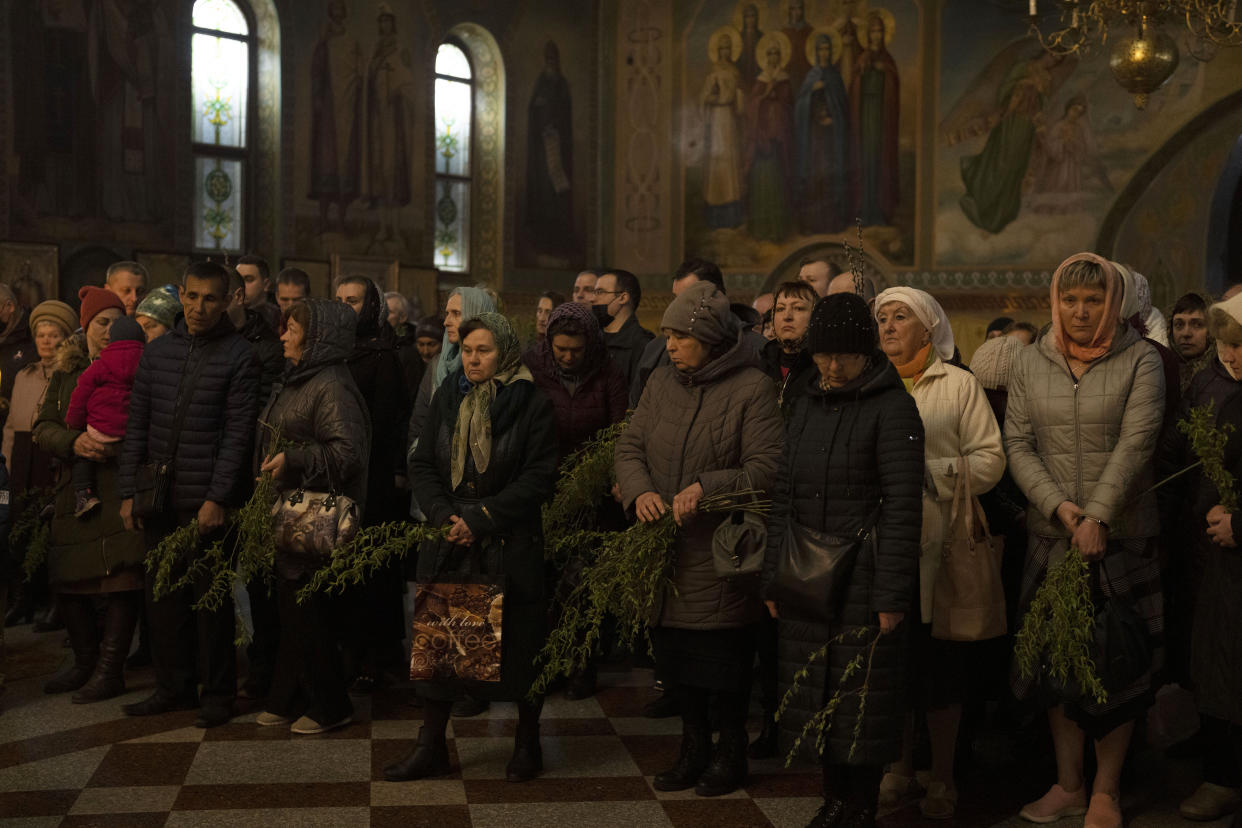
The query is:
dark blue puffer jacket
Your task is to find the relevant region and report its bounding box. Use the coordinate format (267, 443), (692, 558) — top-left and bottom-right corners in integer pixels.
(118, 315), (261, 513)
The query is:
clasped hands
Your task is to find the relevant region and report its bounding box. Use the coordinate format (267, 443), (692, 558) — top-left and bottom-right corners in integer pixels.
(1207, 504), (1235, 548)
(1056, 501), (1107, 560)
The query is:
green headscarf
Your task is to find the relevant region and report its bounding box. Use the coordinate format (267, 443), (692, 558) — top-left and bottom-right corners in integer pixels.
(450, 312), (534, 489)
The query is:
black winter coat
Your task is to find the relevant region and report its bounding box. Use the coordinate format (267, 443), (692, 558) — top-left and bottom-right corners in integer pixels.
(258, 301), (371, 580)
(239, 308), (284, 408)
(346, 331), (409, 525)
(1190, 389), (1242, 725)
(411, 373), (558, 701)
(525, 346), (628, 464)
(603, 315), (654, 386)
(759, 338), (815, 412)
(118, 316), (261, 514)
(763, 355), (925, 766)
(0, 309), (36, 432)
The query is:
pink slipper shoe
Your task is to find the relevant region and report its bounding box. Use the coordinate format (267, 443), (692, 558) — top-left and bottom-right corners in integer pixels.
(1019, 783), (1088, 824)
(1084, 792), (1122, 828)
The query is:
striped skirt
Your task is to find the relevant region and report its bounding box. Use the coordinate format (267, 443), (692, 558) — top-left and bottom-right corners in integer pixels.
(1011, 535), (1164, 739)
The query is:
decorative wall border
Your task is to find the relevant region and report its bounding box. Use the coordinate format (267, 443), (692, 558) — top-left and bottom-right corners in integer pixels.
(251, 0), (282, 259)
(451, 23), (505, 287)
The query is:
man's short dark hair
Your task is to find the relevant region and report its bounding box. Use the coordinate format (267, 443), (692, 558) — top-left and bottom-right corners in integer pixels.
(106, 261), (149, 285)
(1013, 321), (1038, 338)
(236, 254), (270, 283)
(607, 269), (642, 310)
(183, 261), (231, 296)
(673, 257), (725, 292)
(797, 255), (838, 276)
(1171, 292), (1209, 319)
(277, 267), (311, 295)
(986, 316), (1015, 335)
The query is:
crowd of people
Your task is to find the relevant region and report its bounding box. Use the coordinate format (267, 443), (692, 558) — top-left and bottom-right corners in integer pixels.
(0, 251), (1238, 828)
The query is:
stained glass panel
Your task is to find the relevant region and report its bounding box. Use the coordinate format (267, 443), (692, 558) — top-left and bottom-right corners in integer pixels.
(436, 43), (471, 80)
(193, 0), (249, 35)
(434, 178), (469, 272)
(192, 33), (248, 148)
(194, 156), (244, 252)
(435, 78), (471, 177)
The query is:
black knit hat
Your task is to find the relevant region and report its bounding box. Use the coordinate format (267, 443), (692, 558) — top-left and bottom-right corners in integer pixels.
(107, 315), (147, 344)
(808, 293), (875, 356)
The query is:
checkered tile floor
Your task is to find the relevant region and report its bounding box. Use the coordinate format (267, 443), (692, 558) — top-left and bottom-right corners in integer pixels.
(0, 623), (1223, 827)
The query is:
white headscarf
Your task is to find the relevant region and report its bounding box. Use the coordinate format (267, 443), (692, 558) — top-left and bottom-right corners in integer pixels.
(1210, 292), (1242, 379)
(874, 286), (955, 362)
(1115, 262), (1171, 346)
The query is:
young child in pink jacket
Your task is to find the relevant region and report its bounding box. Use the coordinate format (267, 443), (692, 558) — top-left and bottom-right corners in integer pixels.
(65, 316), (146, 518)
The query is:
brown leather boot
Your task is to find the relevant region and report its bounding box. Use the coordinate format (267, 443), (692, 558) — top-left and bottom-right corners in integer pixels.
(73, 594), (138, 704)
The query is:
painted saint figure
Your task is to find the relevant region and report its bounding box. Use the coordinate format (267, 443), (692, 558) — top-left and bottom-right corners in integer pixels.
(795, 34), (850, 234)
(737, 4), (763, 94)
(745, 36), (794, 243)
(308, 0), (363, 234)
(850, 11), (900, 227)
(958, 51), (1063, 233)
(364, 3), (416, 242)
(1028, 94), (1111, 212)
(836, 18), (862, 96)
(701, 31), (746, 228)
(781, 0), (813, 94)
(524, 41), (576, 257)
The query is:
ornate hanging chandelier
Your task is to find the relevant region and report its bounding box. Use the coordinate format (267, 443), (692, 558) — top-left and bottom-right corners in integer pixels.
(1027, 0), (1242, 108)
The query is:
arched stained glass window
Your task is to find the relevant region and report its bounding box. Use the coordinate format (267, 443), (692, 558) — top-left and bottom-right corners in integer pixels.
(191, 0), (252, 253)
(434, 42), (473, 273)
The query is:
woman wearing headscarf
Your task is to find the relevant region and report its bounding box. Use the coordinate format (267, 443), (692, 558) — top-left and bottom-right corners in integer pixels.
(615, 281), (784, 797)
(254, 299), (369, 735)
(1156, 293), (1242, 822)
(406, 286), (497, 477)
(385, 312), (558, 783)
(2, 301), (75, 628)
(334, 276), (409, 691)
(765, 294), (924, 828)
(1006, 253), (1165, 828)
(1117, 263), (1179, 419)
(524, 301), (628, 700)
(32, 287), (144, 702)
(873, 286), (1005, 820)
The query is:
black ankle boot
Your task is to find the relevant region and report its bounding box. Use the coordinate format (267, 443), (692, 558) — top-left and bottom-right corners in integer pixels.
(506, 721), (543, 782)
(384, 725), (452, 781)
(653, 720), (712, 791)
(695, 726), (748, 797)
(807, 799), (847, 828)
(43, 597), (97, 694)
(748, 713), (779, 759)
(74, 595), (138, 704)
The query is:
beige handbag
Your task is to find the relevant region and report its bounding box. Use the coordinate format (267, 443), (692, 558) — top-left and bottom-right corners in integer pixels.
(931, 456), (1007, 641)
(271, 484), (360, 560)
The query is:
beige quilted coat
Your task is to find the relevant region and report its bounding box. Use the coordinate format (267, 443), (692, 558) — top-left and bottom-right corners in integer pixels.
(615, 351), (784, 630)
(911, 357), (1006, 622)
(1004, 325), (1165, 540)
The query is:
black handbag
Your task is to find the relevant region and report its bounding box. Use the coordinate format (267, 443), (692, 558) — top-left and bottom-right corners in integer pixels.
(768, 504), (881, 624)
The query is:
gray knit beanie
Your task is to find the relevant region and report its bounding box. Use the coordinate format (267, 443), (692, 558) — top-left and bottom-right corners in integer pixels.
(660, 280), (737, 345)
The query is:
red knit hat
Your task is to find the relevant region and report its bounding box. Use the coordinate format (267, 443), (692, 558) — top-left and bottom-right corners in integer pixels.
(78, 285), (127, 329)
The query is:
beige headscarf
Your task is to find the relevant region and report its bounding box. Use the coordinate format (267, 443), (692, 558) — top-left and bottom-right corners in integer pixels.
(450, 312), (534, 489)
(873, 286), (955, 361)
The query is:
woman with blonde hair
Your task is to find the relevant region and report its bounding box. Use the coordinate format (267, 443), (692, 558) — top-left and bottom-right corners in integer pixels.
(873, 286), (1005, 820)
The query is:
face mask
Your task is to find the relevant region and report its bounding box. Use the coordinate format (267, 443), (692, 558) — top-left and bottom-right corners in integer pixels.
(591, 303), (615, 328)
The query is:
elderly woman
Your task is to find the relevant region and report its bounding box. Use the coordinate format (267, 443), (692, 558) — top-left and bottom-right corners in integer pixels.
(2, 301), (76, 628)
(615, 281), (784, 797)
(766, 294), (924, 827)
(873, 286), (1005, 820)
(32, 287), (144, 703)
(1159, 294), (1242, 822)
(1006, 253), (1165, 828)
(255, 300), (369, 735)
(386, 312), (558, 783)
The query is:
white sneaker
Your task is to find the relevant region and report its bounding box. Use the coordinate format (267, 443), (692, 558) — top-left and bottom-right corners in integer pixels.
(290, 714), (352, 735)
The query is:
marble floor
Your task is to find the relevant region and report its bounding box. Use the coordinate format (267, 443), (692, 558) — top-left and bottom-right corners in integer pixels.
(0, 622), (1229, 827)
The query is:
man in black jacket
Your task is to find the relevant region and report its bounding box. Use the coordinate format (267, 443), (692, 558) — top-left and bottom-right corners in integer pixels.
(592, 269), (653, 386)
(227, 268), (284, 407)
(118, 262), (261, 728)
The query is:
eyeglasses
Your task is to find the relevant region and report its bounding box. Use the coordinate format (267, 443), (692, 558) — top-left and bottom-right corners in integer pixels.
(594, 289), (624, 297)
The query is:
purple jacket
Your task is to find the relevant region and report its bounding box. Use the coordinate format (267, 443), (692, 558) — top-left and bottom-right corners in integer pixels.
(65, 340), (143, 438)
